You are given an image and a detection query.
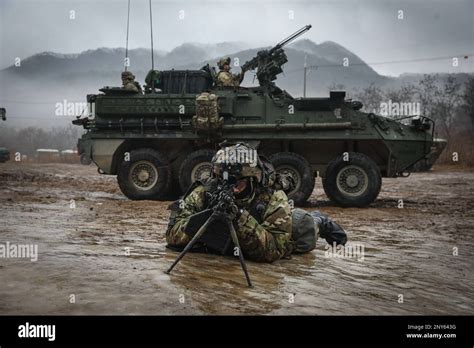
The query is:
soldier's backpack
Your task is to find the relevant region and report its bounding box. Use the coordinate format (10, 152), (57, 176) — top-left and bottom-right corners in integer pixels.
(291, 208), (318, 253)
(192, 92), (223, 134)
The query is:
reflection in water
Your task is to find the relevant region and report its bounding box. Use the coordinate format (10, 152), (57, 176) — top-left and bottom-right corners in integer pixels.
(0, 164), (473, 314)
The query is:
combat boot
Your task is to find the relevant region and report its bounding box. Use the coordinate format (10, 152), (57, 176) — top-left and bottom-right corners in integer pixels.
(310, 211), (347, 246)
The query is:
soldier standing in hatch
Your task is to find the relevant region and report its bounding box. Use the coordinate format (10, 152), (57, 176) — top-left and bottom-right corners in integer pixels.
(166, 143), (347, 263)
(215, 57), (246, 87)
(121, 71), (143, 93)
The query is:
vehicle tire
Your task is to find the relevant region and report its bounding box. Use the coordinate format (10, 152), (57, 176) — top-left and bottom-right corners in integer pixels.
(269, 152), (315, 205)
(165, 154), (188, 200)
(322, 152), (381, 207)
(117, 148), (171, 200)
(178, 149), (216, 193)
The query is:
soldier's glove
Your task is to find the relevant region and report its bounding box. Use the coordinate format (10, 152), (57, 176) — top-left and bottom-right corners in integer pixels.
(205, 191), (218, 209)
(216, 190), (234, 208)
(215, 191), (241, 221)
(227, 202), (240, 222)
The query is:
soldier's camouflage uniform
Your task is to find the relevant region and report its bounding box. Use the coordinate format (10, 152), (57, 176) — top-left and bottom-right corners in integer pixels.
(216, 71), (242, 87)
(215, 57), (244, 87)
(166, 183), (294, 263)
(121, 71), (142, 93)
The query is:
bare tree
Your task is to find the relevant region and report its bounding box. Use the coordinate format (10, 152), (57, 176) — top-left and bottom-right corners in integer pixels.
(0, 125), (83, 156)
(461, 76), (474, 131)
(353, 83), (384, 114)
(432, 75), (463, 140)
(417, 74), (440, 117)
(384, 83), (417, 104)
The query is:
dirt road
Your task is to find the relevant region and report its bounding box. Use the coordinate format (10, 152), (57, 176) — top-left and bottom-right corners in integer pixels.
(0, 163), (473, 315)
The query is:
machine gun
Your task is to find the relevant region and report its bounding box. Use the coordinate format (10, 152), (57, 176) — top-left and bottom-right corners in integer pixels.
(241, 24), (312, 92)
(165, 173), (253, 287)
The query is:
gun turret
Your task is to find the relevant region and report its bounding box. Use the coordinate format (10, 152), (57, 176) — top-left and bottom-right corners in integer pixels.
(241, 25), (312, 92)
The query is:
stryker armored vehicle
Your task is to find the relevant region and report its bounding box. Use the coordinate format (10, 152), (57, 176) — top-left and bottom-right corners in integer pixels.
(73, 25), (435, 207)
(411, 138), (447, 172)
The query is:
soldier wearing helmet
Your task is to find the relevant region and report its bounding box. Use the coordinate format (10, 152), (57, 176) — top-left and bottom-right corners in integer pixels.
(215, 57), (245, 87)
(121, 71), (143, 93)
(166, 143), (347, 263)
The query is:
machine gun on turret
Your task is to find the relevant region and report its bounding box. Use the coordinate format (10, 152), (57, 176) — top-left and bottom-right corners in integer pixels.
(241, 25), (312, 92)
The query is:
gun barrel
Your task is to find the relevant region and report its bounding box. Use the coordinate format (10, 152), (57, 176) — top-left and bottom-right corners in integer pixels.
(274, 24), (312, 51)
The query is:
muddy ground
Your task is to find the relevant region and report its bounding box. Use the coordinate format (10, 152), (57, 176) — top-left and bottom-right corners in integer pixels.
(0, 162), (473, 315)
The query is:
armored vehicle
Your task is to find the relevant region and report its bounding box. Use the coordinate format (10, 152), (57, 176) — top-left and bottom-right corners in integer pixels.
(0, 108), (9, 163)
(0, 148), (10, 163)
(411, 138), (447, 172)
(73, 25), (435, 207)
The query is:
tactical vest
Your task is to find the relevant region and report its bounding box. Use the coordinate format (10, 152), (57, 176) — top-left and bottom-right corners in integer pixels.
(216, 71), (235, 86)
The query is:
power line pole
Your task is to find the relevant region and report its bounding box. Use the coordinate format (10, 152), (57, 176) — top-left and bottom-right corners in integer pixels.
(303, 54), (307, 98)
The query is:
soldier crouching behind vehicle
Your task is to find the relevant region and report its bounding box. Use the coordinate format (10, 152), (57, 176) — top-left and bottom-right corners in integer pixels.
(165, 143), (347, 263)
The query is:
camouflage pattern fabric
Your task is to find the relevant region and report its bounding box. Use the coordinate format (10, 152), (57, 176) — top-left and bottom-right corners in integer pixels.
(166, 185), (294, 263)
(216, 71), (241, 87)
(122, 81), (140, 92)
(217, 57), (231, 68)
(121, 71), (142, 93)
(212, 143), (262, 182)
(166, 185), (207, 247)
(193, 93), (223, 132)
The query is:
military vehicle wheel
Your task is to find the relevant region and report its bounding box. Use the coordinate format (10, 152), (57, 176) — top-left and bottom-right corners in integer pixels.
(323, 152), (381, 207)
(269, 152), (315, 205)
(164, 154), (188, 200)
(117, 148), (171, 200)
(178, 149), (216, 193)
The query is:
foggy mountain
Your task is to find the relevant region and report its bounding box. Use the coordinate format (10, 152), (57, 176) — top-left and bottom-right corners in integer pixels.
(0, 39), (466, 129)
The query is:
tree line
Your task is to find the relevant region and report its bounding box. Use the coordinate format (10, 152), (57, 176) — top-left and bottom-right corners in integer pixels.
(331, 74), (474, 165)
(0, 124), (83, 157)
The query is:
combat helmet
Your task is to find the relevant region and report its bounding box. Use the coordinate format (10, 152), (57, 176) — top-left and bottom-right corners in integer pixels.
(211, 143), (263, 183)
(121, 71), (135, 80)
(217, 57), (231, 69)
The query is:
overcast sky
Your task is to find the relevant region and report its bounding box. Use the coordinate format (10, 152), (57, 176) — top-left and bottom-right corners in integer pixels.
(0, 0), (473, 76)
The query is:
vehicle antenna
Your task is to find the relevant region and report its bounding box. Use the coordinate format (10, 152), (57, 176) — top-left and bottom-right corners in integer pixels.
(149, 0), (155, 70)
(124, 0), (131, 71)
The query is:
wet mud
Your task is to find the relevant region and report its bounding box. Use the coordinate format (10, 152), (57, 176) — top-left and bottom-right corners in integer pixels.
(0, 163), (473, 314)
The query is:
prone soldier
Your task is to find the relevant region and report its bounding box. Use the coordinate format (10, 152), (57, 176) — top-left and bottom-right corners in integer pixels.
(166, 143), (347, 263)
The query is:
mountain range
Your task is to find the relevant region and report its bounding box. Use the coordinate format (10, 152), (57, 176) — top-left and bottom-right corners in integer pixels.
(0, 39), (469, 128)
